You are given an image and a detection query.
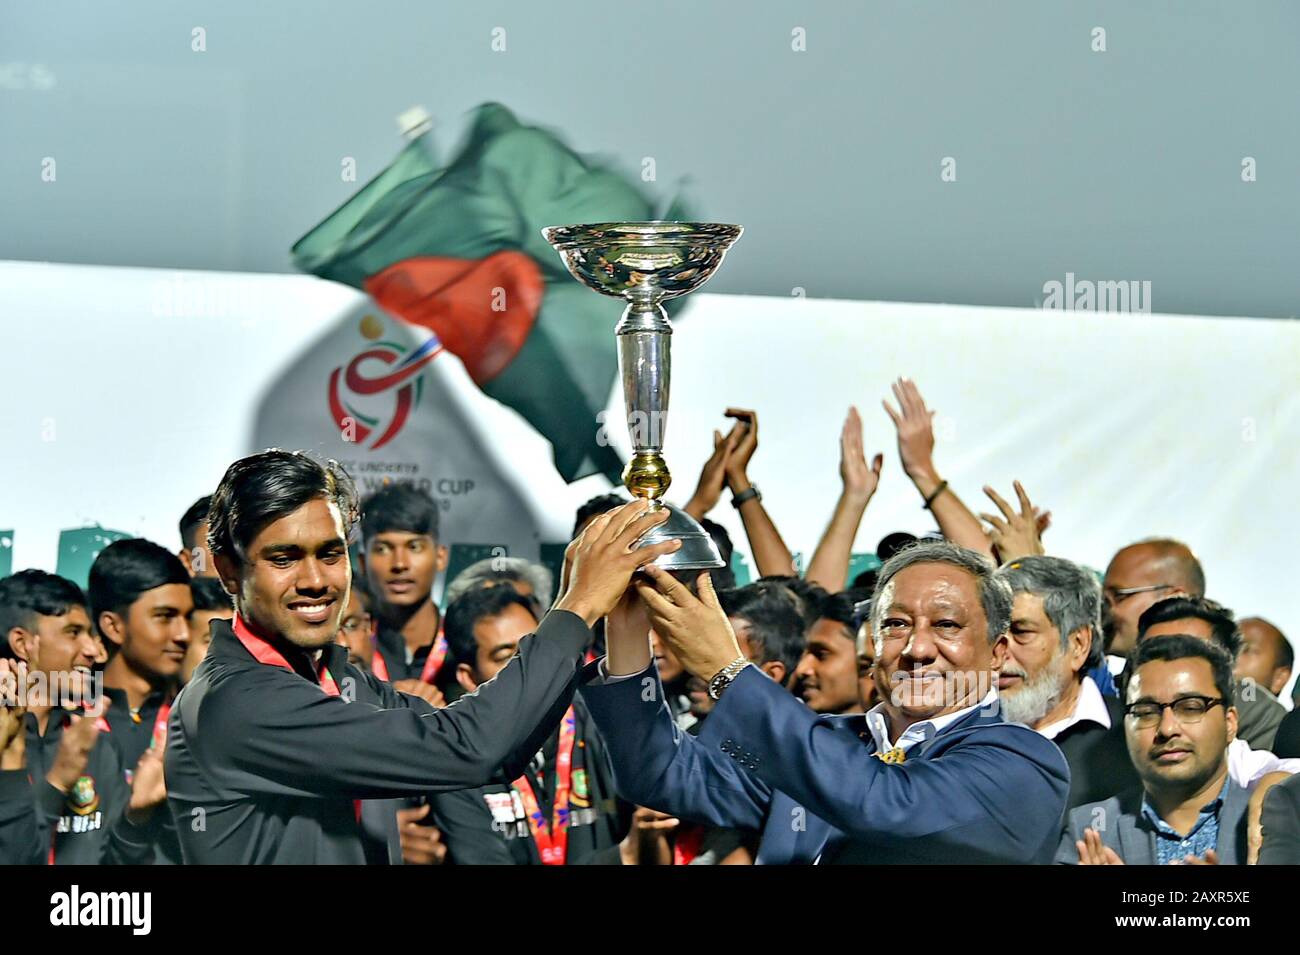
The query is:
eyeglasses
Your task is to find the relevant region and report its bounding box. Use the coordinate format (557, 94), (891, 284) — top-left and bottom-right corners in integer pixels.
(339, 615), (372, 634)
(1124, 695), (1224, 727)
(1102, 583), (1173, 607)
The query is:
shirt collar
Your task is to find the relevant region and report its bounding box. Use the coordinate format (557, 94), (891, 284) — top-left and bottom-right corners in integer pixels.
(1038, 676), (1111, 740)
(864, 689), (998, 754)
(1140, 777), (1230, 834)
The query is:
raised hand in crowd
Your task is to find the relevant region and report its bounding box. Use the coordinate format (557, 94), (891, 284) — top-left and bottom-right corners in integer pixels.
(979, 480), (1051, 563)
(719, 408), (796, 577)
(805, 405), (883, 591)
(396, 803), (448, 865)
(0, 659), (28, 770)
(683, 427), (736, 520)
(882, 377), (992, 557)
(554, 499), (682, 627)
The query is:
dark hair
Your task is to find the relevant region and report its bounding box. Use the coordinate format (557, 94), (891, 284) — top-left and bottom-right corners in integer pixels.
(349, 575), (373, 609)
(1129, 634), (1235, 709)
(360, 482), (440, 544)
(1137, 596), (1241, 659)
(88, 539), (190, 626)
(179, 495), (213, 551)
(755, 575), (830, 630)
(817, 589), (870, 631)
(699, 518), (736, 590)
(876, 532), (919, 564)
(0, 570), (87, 658)
(850, 568), (880, 593)
(718, 583), (807, 676)
(572, 493), (627, 540)
(190, 575), (234, 613)
(208, 450), (359, 566)
(443, 586), (537, 677)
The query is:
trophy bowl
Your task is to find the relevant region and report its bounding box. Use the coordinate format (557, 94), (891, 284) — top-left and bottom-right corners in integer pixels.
(541, 221), (743, 302)
(542, 221), (743, 571)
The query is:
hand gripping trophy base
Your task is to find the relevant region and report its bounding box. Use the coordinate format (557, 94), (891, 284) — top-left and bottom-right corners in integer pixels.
(625, 450), (723, 572)
(541, 221), (742, 573)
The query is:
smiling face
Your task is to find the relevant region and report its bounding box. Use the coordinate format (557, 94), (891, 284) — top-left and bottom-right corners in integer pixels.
(873, 563), (1005, 725)
(363, 531), (447, 611)
(792, 617), (860, 714)
(1125, 657), (1235, 795)
(14, 605), (100, 696)
(101, 584), (194, 682)
(217, 497), (352, 649)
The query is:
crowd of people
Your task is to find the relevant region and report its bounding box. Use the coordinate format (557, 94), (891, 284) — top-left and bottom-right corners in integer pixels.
(1, 377), (1298, 865)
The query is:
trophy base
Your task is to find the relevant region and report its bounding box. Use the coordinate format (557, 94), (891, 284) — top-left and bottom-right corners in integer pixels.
(635, 502), (725, 571)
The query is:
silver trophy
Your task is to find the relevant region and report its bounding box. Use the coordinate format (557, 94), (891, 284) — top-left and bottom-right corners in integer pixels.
(542, 221), (743, 570)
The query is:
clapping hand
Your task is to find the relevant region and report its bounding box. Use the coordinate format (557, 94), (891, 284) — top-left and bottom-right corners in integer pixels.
(979, 481), (1051, 563)
(839, 405), (883, 503)
(1076, 828), (1124, 865)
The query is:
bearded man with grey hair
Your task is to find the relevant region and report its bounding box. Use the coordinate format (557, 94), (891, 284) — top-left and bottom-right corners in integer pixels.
(996, 556), (1139, 809)
(578, 539), (1071, 863)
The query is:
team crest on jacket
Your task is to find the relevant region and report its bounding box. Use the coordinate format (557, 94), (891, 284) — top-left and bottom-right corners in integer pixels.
(68, 775), (100, 815)
(569, 768), (590, 808)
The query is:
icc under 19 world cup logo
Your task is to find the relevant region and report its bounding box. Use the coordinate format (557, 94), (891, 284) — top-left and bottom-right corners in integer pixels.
(328, 314), (442, 450)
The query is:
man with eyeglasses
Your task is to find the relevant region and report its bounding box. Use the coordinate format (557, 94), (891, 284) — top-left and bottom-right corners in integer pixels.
(1057, 635), (1250, 864)
(1138, 596), (1289, 752)
(1100, 538), (1205, 672)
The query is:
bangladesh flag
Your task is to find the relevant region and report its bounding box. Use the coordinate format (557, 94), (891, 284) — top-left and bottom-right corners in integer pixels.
(292, 102), (685, 484)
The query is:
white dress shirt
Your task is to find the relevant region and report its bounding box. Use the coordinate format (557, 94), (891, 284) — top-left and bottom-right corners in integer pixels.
(1037, 676), (1111, 740)
(864, 690), (1000, 755)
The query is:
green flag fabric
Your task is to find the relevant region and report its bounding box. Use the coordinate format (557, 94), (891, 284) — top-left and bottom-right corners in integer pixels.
(292, 103), (683, 484)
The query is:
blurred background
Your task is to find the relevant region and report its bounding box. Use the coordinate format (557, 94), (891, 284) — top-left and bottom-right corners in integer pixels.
(3, 0), (1298, 317)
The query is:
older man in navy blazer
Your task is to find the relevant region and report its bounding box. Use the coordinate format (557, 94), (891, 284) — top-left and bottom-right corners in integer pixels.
(580, 540), (1070, 864)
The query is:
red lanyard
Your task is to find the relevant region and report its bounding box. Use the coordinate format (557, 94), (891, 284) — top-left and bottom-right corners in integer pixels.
(673, 824), (706, 866)
(511, 706), (577, 866)
(369, 620), (446, 685)
(151, 701), (171, 752)
(234, 615), (337, 691)
(232, 616), (357, 819)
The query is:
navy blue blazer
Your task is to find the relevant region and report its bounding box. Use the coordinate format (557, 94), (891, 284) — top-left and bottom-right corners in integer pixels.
(579, 661), (1070, 864)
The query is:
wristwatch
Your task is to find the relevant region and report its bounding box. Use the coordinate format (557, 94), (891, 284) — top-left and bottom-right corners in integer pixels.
(731, 485), (761, 509)
(707, 657), (751, 701)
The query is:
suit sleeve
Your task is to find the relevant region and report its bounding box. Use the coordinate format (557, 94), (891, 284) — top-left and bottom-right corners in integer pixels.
(700, 666), (1070, 863)
(577, 660), (771, 832)
(1258, 776), (1300, 865)
(0, 770), (41, 865)
(189, 609), (590, 800)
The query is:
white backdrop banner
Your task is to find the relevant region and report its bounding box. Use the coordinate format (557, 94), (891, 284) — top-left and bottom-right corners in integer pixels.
(1, 261), (1296, 673)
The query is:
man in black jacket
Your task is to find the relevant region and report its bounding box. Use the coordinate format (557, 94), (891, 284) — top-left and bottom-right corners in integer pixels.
(430, 586), (625, 864)
(0, 570), (161, 864)
(165, 450), (677, 864)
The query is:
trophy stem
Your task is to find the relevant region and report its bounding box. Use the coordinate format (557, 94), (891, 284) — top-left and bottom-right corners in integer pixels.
(616, 300), (673, 501)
